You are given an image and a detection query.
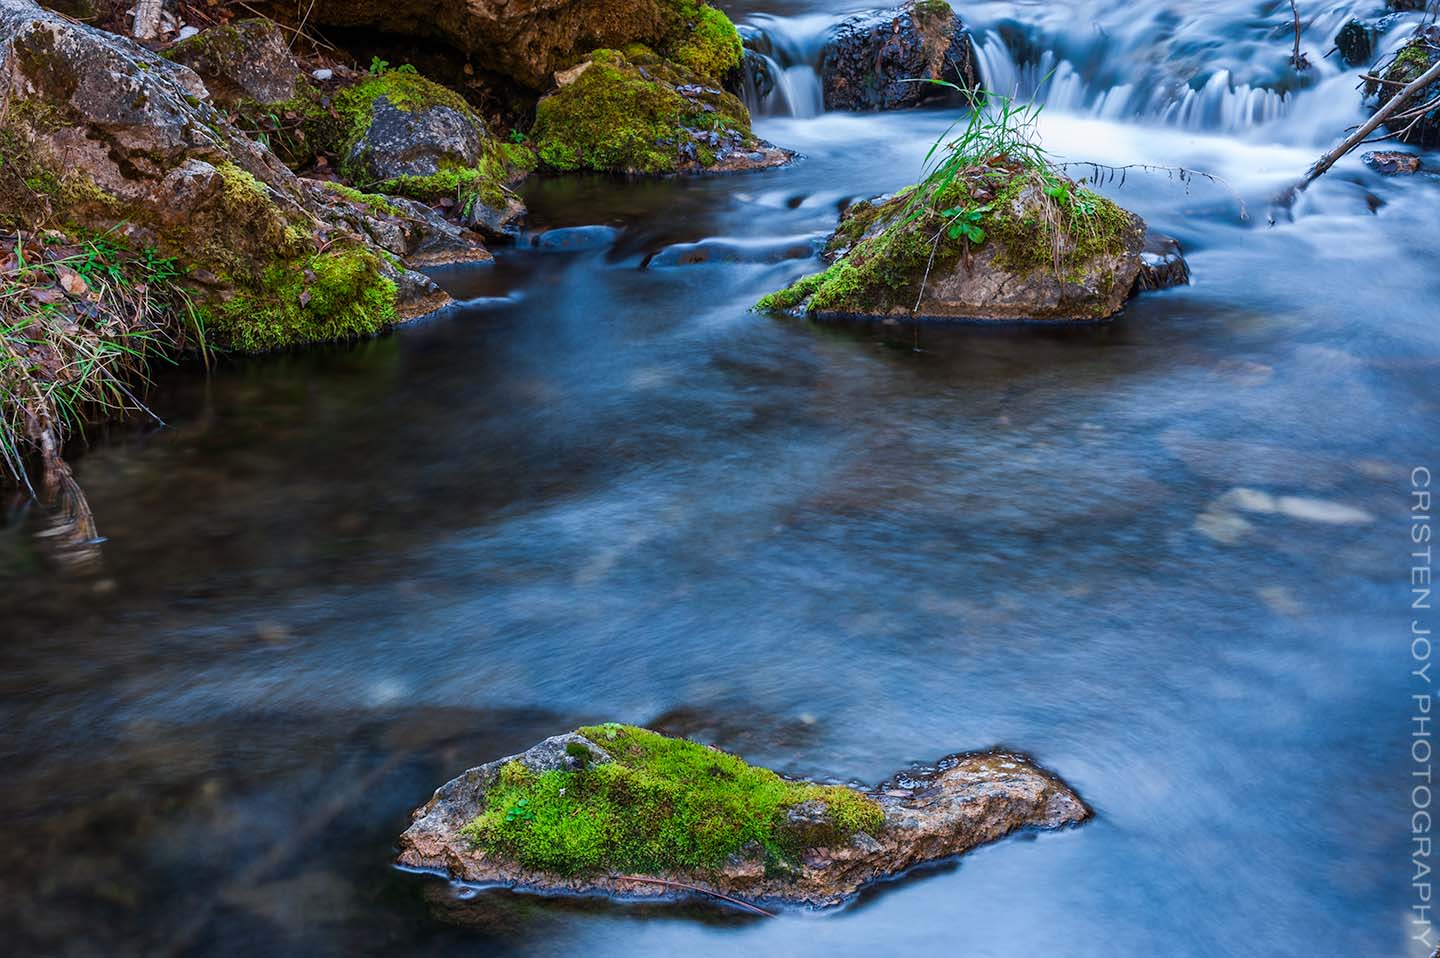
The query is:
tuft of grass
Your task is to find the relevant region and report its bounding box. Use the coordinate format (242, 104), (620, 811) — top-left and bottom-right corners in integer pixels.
(461, 724), (885, 877)
(0, 229), (203, 490)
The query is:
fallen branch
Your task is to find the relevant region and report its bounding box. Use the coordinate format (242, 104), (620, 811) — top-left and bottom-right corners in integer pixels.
(1304, 55), (1440, 185)
(618, 875), (776, 917)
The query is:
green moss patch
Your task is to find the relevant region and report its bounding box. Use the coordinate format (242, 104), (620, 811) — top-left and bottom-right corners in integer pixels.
(530, 49), (755, 174)
(461, 724), (884, 876)
(203, 244), (397, 352)
(661, 0), (744, 82)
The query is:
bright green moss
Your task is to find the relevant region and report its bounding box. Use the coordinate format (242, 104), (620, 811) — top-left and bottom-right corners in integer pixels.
(532, 51), (690, 174)
(204, 244), (397, 352)
(663, 1), (744, 82)
(530, 49), (752, 174)
(462, 724), (885, 877)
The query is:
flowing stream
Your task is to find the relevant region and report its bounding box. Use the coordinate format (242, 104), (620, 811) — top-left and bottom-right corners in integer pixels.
(2, 1), (1436, 955)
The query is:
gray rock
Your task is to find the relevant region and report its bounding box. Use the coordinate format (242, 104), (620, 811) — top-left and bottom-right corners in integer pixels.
(347, 97), (486, 184)
(165, 18), (301, 107)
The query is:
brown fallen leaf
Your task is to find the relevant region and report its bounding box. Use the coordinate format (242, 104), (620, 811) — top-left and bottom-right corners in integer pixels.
(57, 267), (88, 298)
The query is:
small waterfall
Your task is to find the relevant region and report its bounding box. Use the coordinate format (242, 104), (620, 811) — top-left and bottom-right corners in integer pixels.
(739, 14), (835, 118)
(736, 0), (1425, 145)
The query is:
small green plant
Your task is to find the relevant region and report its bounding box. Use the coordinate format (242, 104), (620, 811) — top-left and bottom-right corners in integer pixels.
(369, 56), (389, 75)
(940, 203), (992, 243)
(504, 797), (536, 824)
(508, 128), (526, 144)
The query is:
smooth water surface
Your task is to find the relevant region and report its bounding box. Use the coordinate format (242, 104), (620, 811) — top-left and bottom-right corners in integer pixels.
(3, 1), (1436, 955)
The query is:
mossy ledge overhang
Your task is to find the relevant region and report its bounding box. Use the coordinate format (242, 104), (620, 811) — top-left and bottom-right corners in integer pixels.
(395, 725), (1090, 910)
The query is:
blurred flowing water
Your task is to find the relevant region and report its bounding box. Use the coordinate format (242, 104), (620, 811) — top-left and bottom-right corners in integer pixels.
(2, 1), (1436, 955)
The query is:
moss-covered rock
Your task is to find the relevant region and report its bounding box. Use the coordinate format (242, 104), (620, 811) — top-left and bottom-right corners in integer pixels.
(397, 725), (1090, 908)
(531, 48), (791, 175)
(758, 163), (1150, 322)
(0, 0), (453, 352)
(1367, 28), (1440, 147)
(330, 69), (529, 236)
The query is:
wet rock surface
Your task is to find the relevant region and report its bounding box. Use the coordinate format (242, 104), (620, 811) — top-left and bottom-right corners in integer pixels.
(821, 0), (978, 111)
(396, 730), (1088, 909)
(1362, 150), (1424, 175)
(1136, 233), (1191, 292)
(761, 168), (1158, 323)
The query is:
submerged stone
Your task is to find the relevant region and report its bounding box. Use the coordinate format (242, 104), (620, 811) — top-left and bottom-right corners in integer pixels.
(396, 725), (1088, 909)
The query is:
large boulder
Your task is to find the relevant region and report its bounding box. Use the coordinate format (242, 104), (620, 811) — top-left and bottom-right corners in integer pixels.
(530, 47), (792, 175)
(260, 0), (744, 91)
(396, 725), (1088, 908)
(821, 0), (978, 112)
(758, 164), (1154, 322)
(0, 0), (466, 351)
(329, 69), (531, 236)
(1367, 26), (1440, 147)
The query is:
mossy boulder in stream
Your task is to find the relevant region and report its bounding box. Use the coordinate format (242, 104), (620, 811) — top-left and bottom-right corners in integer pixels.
(397, 724), (1088, 908)
(530, 48), (792, 175)
(331, 69), (530, 237)
(758, 163), (1156, 322)
(0, 0), (460, 351)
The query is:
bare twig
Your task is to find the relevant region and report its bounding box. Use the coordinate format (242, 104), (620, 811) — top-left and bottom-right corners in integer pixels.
(617, 875), (776, 917)
(1289, 1), (1307, 71)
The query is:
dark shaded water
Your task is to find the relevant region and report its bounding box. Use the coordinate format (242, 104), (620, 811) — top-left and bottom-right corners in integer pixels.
(4, 2), (1438, 955)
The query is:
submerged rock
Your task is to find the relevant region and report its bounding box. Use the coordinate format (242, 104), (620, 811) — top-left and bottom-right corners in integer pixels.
(0, 0), (461, 350)
(758, 163), (1161, 323)
(396, 725), (1088, 909)
(821, 0), (978, 112)
(530, 48), (792, 175)
(1137, 233), (1191, 292)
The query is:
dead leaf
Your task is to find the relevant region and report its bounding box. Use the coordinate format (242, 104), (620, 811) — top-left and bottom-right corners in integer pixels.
(57, 267), (88, 298)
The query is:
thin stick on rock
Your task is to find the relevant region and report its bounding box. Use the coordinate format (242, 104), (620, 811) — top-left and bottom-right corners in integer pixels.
(618, 875), (776, 917)
(131, 0), (163, 40)
(1304, 56), (1440, 185)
